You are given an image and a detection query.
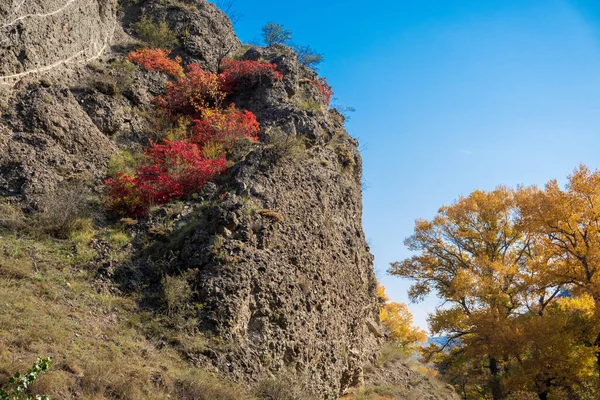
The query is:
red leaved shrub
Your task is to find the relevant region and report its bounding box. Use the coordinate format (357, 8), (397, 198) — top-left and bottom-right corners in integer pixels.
(155, 64), (227, 119)
(190, 105), (260, 149)
(107, 60), (272, 216)
(314, 77), (333, 105)
(218, 59), (283, 93)
(105, 173), (147, 217)
(126, 48), (183, 78)
(106, 141), (227, 216)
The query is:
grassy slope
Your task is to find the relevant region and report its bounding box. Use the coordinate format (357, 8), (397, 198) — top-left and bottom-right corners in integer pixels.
(0, 207), (252, 399)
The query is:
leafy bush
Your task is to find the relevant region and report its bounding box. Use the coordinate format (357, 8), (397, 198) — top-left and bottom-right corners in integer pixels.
(163, 274), (192, 318)
(108, 60), (138, 93)
(0, 357), (52, 400)
(132, 17), (178, 49)
(155, 64), (227, 119)
(190, 105), (259, 149)
(107, 150), (143, 178)
(126, 49), (183, 78)
(261, 22), (292, 46)
(266, 131), (306, 161)
(219, 58), (283, 93)
(106, 141), (227, 216)
(108, 57), (274, 216)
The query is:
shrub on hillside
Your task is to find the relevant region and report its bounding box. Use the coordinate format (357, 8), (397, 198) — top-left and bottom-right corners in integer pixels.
(218, 58), (283, 93)
(132, 17), (178, 49)
(154, 64), (227, 119)
(106, 141), (227, 216)
(126, 49), (183, 78)
(35, 181), (94, 239)
(107, 59), (273, 216)
(190, 105), (260, 149)
(266, 130), (306, 161)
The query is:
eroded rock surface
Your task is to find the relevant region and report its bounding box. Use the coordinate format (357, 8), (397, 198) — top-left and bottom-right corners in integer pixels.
(0, 0), (118, 82)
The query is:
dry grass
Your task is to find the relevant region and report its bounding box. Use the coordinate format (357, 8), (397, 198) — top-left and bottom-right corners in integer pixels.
(254, 372), (316, 400)
(0, 224), (253, 400)
(257, 209), (284, 223)
(34, 181), (95, 239)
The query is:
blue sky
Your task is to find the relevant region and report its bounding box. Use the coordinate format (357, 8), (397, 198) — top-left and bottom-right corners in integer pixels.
(228, 0), (600, 331)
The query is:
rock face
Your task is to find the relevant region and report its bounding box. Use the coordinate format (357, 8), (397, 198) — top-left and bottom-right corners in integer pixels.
(0, 1), (407, 399)
(143, 44), (383, 398)
(0, 86), (116, 198)
(131, 0), (241, 71)
(0, 0), (117, 83)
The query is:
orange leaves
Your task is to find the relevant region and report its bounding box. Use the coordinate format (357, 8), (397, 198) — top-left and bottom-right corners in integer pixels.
(392, 166), (600, 399)
(190, 106), (259, 149)
(126, 48), (183, 78)
(155, 64), (227, 119)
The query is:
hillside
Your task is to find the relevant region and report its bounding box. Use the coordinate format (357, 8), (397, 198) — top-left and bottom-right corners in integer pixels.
(0, 1), (458, 399)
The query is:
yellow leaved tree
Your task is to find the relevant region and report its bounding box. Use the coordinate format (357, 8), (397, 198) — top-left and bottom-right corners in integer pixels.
(518, 165), (600, 384)
(390, 182), (599, 400)
(377, 285), (426, 348)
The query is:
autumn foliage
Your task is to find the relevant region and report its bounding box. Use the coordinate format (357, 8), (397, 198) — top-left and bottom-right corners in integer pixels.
(314, 77), (333, 105)
(377, 285), (426, 349)
(391, 165), (600, 400)
(106, 53), (283, 216)
(126, 48), (183, 78)
(218, 58), (283, 93)
(190, 106), (260, 149)
(155, 64), (227, 119)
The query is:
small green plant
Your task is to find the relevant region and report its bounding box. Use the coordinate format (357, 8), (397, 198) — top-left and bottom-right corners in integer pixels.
(87, 61), (104, 73)
(38, 78), (52, 88)
(109, 60), (138, 93)
(294, 97), (320, 113)
(0, 201), (25, 231)
(261, 22), (291, 46)
(163, 274), (192, 318)
(266, 131), (306, 161)
(132, 17), (179, 49)
(107, 150), (142, 178)
(0, 357), (53, 400)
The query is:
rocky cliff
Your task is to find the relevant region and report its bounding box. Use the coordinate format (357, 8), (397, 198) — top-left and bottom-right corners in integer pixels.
(0, 0), (117, 83)
(0, 1), (456, 399)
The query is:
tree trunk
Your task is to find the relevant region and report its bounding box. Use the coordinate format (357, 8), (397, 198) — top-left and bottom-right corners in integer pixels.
(488, 357), (504, 400)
